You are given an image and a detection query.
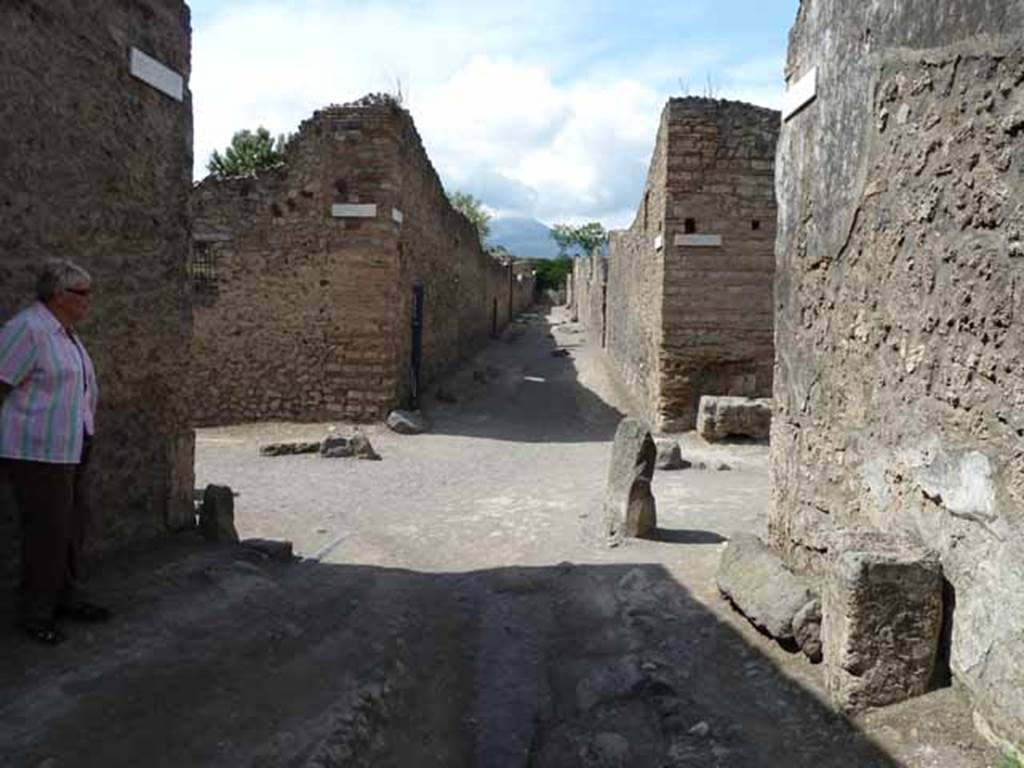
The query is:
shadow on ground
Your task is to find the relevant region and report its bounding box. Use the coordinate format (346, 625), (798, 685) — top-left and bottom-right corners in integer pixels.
(422, 311), (626, 444)
(0, 533), (900, 768)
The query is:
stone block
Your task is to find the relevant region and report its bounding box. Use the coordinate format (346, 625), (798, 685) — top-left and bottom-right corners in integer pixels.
(200, 484), (239, 544)
(240, 538), (294, 562)
(716, 533), (819, 653)
(386, 409), (429, 435)
(600, 418), (657, 544)
(260, 441), (321, 456)
(696, 396), (772, 441)
(823, 540), (943, 712)
(654, 439), (691, 470)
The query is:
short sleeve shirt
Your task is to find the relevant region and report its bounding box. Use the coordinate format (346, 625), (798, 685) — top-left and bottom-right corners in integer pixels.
(0, 301), (98, 464)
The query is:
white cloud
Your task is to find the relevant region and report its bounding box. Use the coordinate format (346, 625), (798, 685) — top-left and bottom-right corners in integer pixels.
(190, 1), (788, 228)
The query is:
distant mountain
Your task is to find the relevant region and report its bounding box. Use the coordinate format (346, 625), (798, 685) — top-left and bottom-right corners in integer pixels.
(486, 217), (584, 260)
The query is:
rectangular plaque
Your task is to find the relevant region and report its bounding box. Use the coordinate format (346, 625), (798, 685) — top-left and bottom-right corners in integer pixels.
(782, 66), (817, 122)
(331, 203), (377, 218)
(653, 234), (664, 250)
(392, 208), (404, 224)
(674, 234), (722, 247)
(129, 47), (183, 101)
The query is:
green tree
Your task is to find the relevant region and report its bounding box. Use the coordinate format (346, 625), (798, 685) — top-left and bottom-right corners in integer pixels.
(448, 191), (491, 240)
(549, 222), (609, 256)
(530, 256), (573, 292)
(207, 127), (289, 177)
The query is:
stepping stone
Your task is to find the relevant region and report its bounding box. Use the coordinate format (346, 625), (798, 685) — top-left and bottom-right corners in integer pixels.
(600, 418), (657, 544)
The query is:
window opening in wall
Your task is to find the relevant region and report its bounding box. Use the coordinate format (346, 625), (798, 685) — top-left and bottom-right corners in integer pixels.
(643, 191), (650, 230)
(684, 218), (696, 234)
(189, 241), (218, 298)
(751, 219), (761, 230)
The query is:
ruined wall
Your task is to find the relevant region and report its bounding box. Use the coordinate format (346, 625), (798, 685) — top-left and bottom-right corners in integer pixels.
(772, 0), (1024, 750)
(0, 0), (195, 561)
(572, 254), (608, 344)
(390, 111), (523, 400)
(606, 99), (778, 432)
(191, 103), (403, 424)
(659, 99), (778, 431)
(606, 113), (670, 427)
(192, 98), (527, 424)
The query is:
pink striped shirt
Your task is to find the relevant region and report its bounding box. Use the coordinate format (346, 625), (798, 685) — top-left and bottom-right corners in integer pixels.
(0, 301), (98, 464)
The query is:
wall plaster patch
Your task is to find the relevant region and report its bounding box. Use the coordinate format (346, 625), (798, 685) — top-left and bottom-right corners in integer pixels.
(782, 66), (817, 121)
(129, 47), (183, 101)
(331, 203), (377, 218)
(674, 234), (722, 247)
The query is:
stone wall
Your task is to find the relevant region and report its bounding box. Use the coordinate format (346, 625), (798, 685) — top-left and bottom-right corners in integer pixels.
(606, 98), (778, 432)
(0, 0), (195, 565)
(571, 254), (608, 346)
(192, 97), (533, 425)
(771, 0), (1024, 751)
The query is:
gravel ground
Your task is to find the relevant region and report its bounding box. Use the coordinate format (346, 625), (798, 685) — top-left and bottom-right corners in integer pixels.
(0, 306), (1002, 767)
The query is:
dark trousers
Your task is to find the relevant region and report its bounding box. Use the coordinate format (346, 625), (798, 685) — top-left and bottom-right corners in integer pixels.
(3, 438), (92, 623)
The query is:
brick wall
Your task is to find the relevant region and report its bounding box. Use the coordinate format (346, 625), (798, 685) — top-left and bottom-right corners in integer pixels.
(605, 98), (778, 432)
(0, 0), (195, 565)
(772, 0), (1024, 750)
(192, 97), (533, 424)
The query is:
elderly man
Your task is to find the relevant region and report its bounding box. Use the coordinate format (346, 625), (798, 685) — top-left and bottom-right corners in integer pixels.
(0, 259), (108, 644)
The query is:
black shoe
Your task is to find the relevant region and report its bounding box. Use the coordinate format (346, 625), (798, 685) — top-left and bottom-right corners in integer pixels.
(22, 620), (66, 645)
(57, 600), (111, 623)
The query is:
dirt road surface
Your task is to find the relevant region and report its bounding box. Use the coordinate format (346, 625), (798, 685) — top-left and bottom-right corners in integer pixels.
(0, 307), (1001, 767)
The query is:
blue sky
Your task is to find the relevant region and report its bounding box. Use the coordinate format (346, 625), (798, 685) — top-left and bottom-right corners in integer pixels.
(188, 0), (800, 228)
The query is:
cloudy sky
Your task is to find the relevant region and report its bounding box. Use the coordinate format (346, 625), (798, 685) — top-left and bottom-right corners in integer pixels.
(189, 0), (800, 229)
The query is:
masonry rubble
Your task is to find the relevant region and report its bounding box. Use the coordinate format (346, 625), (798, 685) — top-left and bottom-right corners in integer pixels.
(771, 0), (1024, 753)
(191, 95), (535, 427)
(0, 0), (195, 575)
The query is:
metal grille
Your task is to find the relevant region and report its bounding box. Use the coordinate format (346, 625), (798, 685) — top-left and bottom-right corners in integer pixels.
(189, 241), (218, 297)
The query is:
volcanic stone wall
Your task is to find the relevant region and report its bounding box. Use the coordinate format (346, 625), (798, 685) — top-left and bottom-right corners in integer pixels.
(772, 0), (1024, 751)
(192, 98), (531, 424)
(0, 0), (195, 562)
(607, 98), (778, 432)
(571, 254), (608, 345)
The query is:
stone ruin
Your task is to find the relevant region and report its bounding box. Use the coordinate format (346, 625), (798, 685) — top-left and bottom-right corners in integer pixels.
(771, 0), (1024, 753)
(577, 97), (779, 433)
(0, 0), (195, 574)
(191, 97), (535, 426)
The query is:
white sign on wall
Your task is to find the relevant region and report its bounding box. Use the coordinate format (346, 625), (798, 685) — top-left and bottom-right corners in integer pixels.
(129, 47), (183, 101)
(653, 234), (664, 250)
(674, 234), (722, 247)
(392, 208), (404, 224)
(331, 203), (378, 218)
(782, 66), (817, 122)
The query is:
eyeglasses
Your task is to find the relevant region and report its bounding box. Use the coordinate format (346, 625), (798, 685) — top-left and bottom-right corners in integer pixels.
(65, 288), (92, 297)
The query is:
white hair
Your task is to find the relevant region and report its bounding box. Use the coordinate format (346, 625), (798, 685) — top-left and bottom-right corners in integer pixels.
(36, 258), (91, 301)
